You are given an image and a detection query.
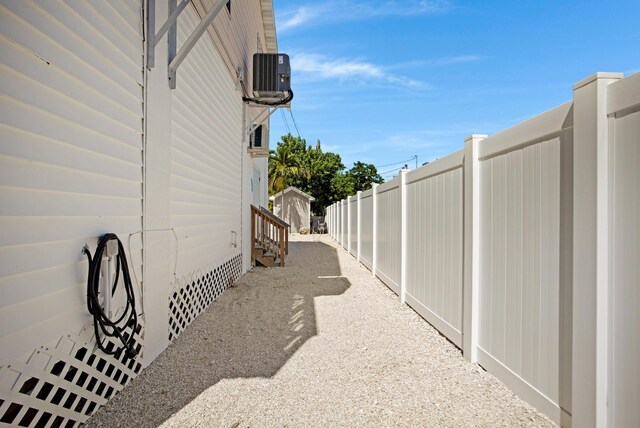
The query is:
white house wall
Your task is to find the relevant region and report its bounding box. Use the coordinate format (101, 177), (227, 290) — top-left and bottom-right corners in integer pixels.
(0, 1), (145, 425)
(167, 3), (244, 341)
(0, 1), (276, 426)
(195, 0), (276, 84)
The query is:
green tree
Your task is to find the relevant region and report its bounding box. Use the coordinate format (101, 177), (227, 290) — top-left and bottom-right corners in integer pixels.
(331, 172), (355, 201)
(268, 143), (307, 215)
(268, 134), (383, 215)
(346, 161), (384, 192)
(269, 134), (344, 215)
(305, 148), (344, 214)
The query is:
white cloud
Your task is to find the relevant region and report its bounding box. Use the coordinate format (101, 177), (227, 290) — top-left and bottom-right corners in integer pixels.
(388, 55), (486, 70)
(278, 1), (451, 32)
(292, 53), (426, 88)
(279, 7), (324, 32)
(294, 54), (383, 79)
(347, 0), (451, 17)
(432, 55), (485, 65)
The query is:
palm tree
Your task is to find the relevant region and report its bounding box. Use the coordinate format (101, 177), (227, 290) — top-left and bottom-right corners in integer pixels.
(268, 147), (306, 222)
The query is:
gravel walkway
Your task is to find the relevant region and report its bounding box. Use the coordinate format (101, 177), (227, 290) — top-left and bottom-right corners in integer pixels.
(87, 235), (555, 428)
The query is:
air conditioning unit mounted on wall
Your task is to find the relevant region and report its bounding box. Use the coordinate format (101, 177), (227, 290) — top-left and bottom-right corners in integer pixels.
(252, 53), (291, 100)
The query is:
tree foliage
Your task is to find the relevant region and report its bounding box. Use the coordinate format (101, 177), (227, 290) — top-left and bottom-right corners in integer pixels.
(348, 161), (384, 192)
(268, 134), (383, 215)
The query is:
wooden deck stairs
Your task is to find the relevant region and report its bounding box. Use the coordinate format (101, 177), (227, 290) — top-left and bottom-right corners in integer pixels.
(251, 205), (289, 267)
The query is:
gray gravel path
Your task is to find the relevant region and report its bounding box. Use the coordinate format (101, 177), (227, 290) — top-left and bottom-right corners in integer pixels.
(87, 235), (555, 427)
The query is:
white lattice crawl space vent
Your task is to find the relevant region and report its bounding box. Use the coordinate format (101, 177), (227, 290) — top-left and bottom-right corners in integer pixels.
(0, 322), (143, 427)
(169, 253), (242, 341)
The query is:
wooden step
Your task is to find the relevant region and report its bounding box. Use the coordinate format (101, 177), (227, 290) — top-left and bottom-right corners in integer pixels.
(254, 252), (275, 267)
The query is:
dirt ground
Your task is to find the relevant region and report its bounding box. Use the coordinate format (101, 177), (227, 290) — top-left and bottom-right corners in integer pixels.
(87, 234), (554, 428)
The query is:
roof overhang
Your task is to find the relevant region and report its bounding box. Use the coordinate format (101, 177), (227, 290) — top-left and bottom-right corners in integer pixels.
(270, 186), (316, 201)
(260, 0), (278, 53)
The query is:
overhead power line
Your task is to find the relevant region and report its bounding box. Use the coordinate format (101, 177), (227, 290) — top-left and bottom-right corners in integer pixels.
(289, 109), (302, 139)
(378, 165), (406, 176)
(280, 109), (290, 134)
(375, 157), (415, 169)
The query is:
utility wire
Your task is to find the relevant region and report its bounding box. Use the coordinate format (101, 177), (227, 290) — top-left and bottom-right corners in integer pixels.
(378, 165), (405, 176)
(281, 109), (290, 134)
(375, 157), (415, 169)
(289, 109), (302, 139)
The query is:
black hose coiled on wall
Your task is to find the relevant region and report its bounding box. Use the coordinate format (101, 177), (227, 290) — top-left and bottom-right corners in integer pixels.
(83, 234), (138, 359)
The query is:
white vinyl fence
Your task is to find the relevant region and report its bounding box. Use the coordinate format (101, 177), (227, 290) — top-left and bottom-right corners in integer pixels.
(359, 189), (373, 269)
(325, 72), (640, 428)
(349, 195), (357, 257)
(375, 180), (401, 293)
(406, 150), (464, 347)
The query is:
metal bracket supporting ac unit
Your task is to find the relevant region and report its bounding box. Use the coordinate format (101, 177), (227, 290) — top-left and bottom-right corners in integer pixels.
(146, 0), (228, 89)
(245, 107), (283, 137)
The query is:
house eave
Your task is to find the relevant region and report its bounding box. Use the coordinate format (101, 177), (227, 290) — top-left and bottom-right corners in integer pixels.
(260, 0), (278, 53)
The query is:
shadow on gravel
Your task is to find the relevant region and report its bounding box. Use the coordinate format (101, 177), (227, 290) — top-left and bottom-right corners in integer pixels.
(87, 238), (350, 428)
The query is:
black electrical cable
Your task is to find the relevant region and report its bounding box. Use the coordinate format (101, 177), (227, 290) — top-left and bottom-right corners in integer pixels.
(376, 157), (415, 169)
(243, 90), (294, 106)
(83, 234), (138, 359)
(281, 109), (291, 134)
(289, 109), (302, 138)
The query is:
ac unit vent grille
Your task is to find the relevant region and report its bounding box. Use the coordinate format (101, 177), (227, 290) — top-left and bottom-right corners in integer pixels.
(252, 53), (290, 98)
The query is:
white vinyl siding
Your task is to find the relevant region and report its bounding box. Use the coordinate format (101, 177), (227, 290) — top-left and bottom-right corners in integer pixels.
(0, 0), (144, 364)
(171, 4), (242, 280)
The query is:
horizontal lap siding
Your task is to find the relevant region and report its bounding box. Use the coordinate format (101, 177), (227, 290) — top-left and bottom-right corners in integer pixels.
(197, 0), (271, 82)
(376, 186), (401, 292)
(479, 136), (564, 406)
(360, 195), (373, 268)
(0, 0), (143, 363)
(171, 5), (242, 279)
(406, 168), (463, 344)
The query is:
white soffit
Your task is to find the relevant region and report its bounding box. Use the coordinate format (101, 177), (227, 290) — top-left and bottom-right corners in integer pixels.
(260, 0), (278, 53)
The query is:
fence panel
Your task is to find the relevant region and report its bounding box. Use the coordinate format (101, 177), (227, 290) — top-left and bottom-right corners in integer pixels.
(405, 151), (464, 346)
(606, 72), (640, 427)
(359, 189), (373, 269)
(349, 196), (358, 256)
(477, 102), (573, 422)
(375, 179), (401, 293)
(324, 72), (640, 427)
(341, 200), (347, 248)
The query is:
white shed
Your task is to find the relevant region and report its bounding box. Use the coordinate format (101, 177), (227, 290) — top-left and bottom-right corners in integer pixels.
(270, 187), (315, 233)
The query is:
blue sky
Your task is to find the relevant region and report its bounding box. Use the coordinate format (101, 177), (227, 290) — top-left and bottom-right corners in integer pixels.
(270, 0), (639, 180)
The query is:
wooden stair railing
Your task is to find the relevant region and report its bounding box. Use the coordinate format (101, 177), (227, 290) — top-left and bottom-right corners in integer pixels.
(251, 205), (289, 267)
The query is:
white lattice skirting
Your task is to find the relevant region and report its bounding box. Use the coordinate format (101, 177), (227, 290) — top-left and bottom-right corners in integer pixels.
(0, 320), (144, 427)
(169, 253), (242, 342)
(0, 253), (242, 427)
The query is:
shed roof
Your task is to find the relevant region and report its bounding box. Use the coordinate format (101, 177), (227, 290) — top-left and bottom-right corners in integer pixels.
(269, 186), (315, 201)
